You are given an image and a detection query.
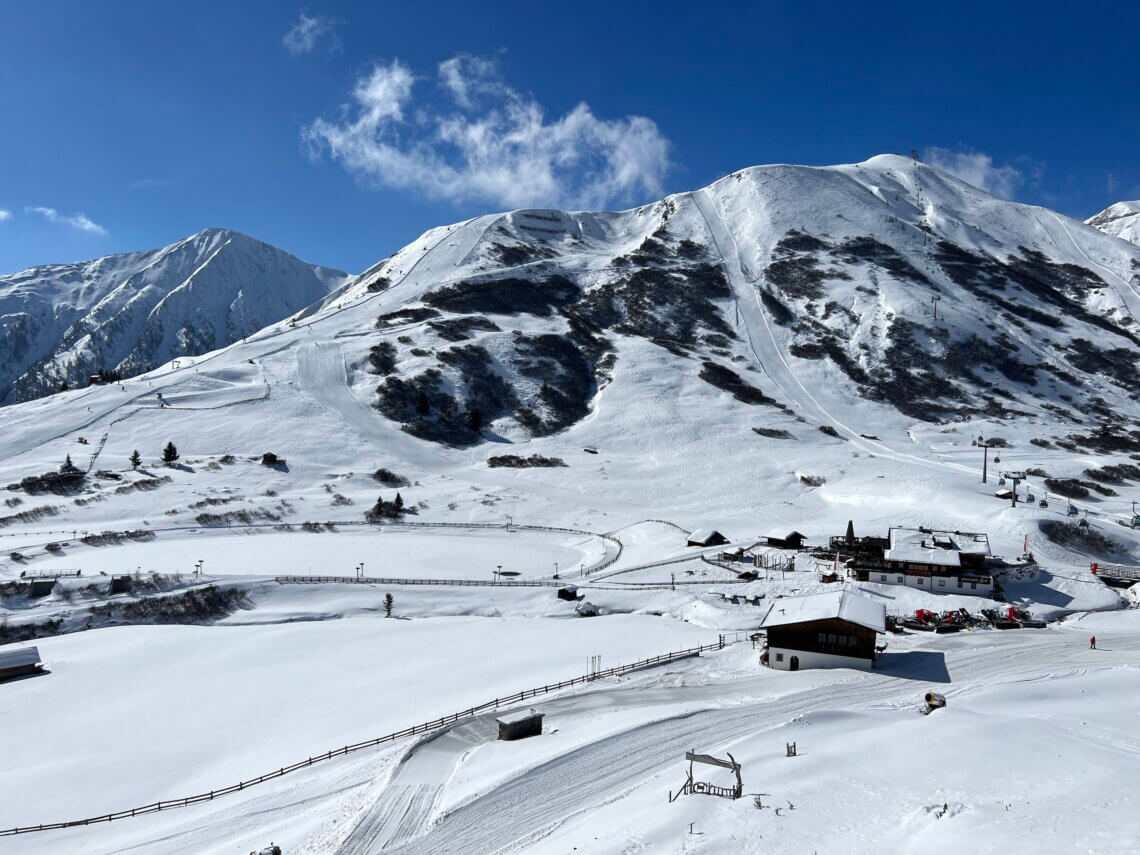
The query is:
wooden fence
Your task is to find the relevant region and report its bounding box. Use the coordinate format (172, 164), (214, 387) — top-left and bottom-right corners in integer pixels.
(276, 575), (560, 588)
(0, 637), (727, 836)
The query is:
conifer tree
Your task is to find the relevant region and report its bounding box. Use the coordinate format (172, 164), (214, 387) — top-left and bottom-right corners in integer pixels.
(130, 449), (141, 470)
(384, 593), (394, 617)
(162, 442), (179, 465)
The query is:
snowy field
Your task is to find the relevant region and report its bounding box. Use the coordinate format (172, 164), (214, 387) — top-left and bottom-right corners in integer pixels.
(1, 155), (1139, 853)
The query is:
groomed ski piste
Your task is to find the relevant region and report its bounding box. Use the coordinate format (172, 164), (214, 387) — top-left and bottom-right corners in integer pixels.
(2, 155), (1140, 854)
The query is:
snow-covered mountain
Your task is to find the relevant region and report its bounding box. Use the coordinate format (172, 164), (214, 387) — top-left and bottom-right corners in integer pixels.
(1088, 200), (1140, 247)
(326, 153), (1140, 450)
(0, 228), (348, 403)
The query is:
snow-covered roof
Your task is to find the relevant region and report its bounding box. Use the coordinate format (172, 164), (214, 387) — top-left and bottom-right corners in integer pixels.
(0, 646), (41, 670)
(496, 708), (543, 726)
(885, 527), (990, 566)
(764, 529), (806, 541)
(687, 529), (724, 545)
(760, 591), (886, 633)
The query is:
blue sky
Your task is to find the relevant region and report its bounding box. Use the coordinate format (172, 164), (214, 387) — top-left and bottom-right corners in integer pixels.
(1, 0), (1137, 273)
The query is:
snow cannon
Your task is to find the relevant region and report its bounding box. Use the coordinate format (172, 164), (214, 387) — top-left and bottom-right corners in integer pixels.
(922, 692), (947, 715)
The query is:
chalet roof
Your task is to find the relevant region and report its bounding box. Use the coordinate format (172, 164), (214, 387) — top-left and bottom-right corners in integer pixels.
(496, 707), (544, 726)
(0, 646), (41, 670)
(687, 529), (725, 545)
(759, 591), (885, 633)
(764, 529), (806, 541)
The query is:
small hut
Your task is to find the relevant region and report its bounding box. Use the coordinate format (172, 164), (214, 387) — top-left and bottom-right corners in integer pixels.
(0, 646), (43, 682)
(497, 708), (544, 741)
(27, 578), (56, 598)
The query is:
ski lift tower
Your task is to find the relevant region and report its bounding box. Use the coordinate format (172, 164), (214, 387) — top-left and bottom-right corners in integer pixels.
(972, 435), (1001, 484)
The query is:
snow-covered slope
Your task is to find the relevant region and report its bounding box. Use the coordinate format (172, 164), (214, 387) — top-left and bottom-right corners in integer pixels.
(0, 228), (348, 403)
(1088, 200), (1140, 247)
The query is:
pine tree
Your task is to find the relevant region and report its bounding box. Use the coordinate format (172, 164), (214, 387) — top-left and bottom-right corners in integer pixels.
(64, 454), (74, 471)
(129, 449), (141, 470)
(394, 492), (404, 513)
(162, 442), (179, 465)
(384, 593), (394, 617)
(415, 391), (430, 415)
(464, 407), (483, 432)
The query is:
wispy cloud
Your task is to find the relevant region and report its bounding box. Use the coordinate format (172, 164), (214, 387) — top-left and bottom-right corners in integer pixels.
(283, 12), (337, 56)
(0, 209), (12, 222)
(26, 206), (108, 236)
(923, 147), (1023, 199)
(128, 177), (170, 191)
(303, 54), (670, 210)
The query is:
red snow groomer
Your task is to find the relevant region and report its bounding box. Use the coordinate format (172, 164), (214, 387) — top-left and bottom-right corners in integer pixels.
(934, 610), (964, 633)
(902, 609), (939, 631)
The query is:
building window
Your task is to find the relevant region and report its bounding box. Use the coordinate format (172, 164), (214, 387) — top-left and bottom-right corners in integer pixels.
(828, 634), (839, 645)
(818, 632), (827, 643)
(775, 652), (784, 662)
(917, 578), (924, 585)
(897, 576), (904, 584)
(971, 582), (977, 590)
(938, 579), (946, 587)
(880, 574), (887, 582)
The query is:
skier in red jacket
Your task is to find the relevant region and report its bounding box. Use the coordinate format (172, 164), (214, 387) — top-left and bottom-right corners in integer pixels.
(1090, 636), (1096, 650)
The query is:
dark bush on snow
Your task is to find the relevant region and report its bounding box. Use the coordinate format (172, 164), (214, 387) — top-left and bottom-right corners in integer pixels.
(373, 468), (410, 487)
(699, 362), (775, 406)
(487, 454), (567, 468)
(1044, 478), (1089, 499)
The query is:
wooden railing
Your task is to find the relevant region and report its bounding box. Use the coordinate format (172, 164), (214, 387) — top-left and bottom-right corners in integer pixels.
(0, 637), (727, 836)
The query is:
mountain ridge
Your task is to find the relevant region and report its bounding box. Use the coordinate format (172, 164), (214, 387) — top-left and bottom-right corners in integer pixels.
(0, 228), (349, 403)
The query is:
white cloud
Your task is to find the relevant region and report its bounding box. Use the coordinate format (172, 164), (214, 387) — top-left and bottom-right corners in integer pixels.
(283, 12), (336, 56)
(26, 206), (108, 236)
(0, 209), (11, 222)
(923, 147), (1023, 199)
(304, 55), (670, 210)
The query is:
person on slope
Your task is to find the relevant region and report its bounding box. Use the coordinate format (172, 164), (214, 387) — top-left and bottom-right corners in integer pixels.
(1090, 635), (1096, 650)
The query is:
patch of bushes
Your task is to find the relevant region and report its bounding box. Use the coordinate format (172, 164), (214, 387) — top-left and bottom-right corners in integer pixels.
(1038, 520), (1132, 560)
(368, 341), (398, 374)
(428, 315), (502, 342)
(373, 468), (410, 487)
(798, 473), (826, 487)
(487, 454), (567, 468)
(1044, 478), (1089, 499)
(752, 427), (793, 439)
(818, 425), (844, 439)
(423, 275), (579, 317)
(0, 505), (59, 528)
(377, 307), (440, 327)
(699, 362), (775, 406)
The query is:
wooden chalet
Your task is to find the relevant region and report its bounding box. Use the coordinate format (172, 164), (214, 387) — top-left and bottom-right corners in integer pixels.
(687, 529), (729, 547)
(759, 591), (885, 671)
(763, 529), (806, 549)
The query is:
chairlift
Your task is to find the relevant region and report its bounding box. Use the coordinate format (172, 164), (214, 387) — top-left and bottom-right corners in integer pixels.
(993, 455), (1001, 464)
(1067, 504), (1079, 516)
(1039, 499), (1048, 508)
(998, 476), (1006, 486)
(1025, 492), (1035, 502)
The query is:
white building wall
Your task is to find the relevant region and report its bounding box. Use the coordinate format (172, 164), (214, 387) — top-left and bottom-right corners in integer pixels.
(863, 571), (993, 596)
(767, 647), (875, 671)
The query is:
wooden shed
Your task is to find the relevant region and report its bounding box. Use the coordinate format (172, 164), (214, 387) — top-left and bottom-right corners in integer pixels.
(687, 529), (729, 547)
(497, 708), (544, 741)
(763, 529), (807, 549)
(0, 646), (43, 682)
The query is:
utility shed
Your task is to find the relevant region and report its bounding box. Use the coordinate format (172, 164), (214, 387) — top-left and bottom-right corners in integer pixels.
(27, 579), (56, 598)
(0, 646), (43, 682)
(760, 591), (885, 671)
(764, 529), (806, 549)
(687, 529), (728, 547)
(497, 708), (544, 741)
